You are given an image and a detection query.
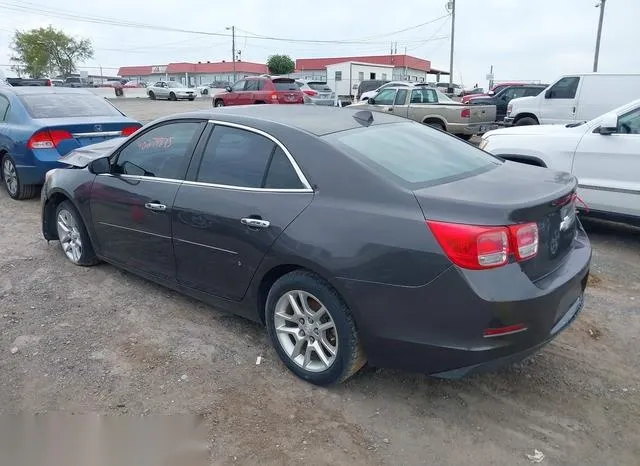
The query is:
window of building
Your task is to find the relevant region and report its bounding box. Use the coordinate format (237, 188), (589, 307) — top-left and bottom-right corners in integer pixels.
(335, 71), (342, 81)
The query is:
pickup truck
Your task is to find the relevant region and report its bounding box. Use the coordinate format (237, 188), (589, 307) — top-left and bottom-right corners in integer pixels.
(5, 77), (53, 86)
(355, 86), (497, 138)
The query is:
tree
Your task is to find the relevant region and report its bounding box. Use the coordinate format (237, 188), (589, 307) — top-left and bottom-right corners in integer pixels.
(10, 26), (94, 78)
(267, 55), (295, 75)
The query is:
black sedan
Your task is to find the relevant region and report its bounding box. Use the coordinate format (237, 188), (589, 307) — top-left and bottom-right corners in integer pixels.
(41, 106), (591, 385)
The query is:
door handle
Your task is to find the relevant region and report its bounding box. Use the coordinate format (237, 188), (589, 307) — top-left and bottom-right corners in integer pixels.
(144, 202), (167, 212)
(241, 217), (270, 229)
(386, 106), (394, 112)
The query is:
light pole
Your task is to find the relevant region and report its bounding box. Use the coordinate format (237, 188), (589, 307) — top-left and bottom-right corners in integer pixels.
(226, 26), (236, 82)
(593, 0), (606, 72)
(446, 0), (456, 93)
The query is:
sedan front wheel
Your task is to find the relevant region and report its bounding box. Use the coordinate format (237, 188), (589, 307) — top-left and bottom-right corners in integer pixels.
(265, 271), (366, 385)
(55, 201), (99, 266)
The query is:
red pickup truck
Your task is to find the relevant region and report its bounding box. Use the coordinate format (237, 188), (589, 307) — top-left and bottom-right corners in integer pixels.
(213, 76), (304, 107)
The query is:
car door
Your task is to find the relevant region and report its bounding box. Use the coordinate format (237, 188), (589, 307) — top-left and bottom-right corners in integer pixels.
(89, 120), (206, 279)
(572, 106), (640, 218)
(389, 88), (409, 118)
(540, 76), (581, 124)
(0, 94), (10, 152)
(153, 82), (166, 98)
(242, 79), (261, 104)
(496, 87), (528, 120)
(172, 122), (314, 301)
(224, 80), (247, 106)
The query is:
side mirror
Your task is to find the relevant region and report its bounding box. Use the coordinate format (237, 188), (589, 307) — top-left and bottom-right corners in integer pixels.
(545, 89), (553, 99)
(597, 113), (618, 135)
(225, 86), (232, 92)
(88, 157), (111, 175)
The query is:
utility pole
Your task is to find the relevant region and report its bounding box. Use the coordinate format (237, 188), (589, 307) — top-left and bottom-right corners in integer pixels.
(226, 26), (236, 82)
(446, 0), (456, 93)
(593, 0), (606, 72)
(404, 46), (408, 80)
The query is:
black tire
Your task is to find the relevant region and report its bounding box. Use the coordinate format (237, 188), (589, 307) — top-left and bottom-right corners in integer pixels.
(202, 89), (208, 95)
(54, 200), (99, 266)
(189, 97), (195, 101)
(457, 134), (473, 141)
(424, 120), (446, 131)
(1, 154), (38, 200)
(148, 91), (156, 100)
(515, 116), (538, 126)
(214, 99), (224, 107)
(169, 92), (177, 101)
(265, 271), (366, 385)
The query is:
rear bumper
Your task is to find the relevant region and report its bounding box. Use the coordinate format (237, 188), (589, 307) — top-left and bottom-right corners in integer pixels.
(335, 225), (591, 376)
(15, 150), (65, 185)
(450, 122), (499, 135)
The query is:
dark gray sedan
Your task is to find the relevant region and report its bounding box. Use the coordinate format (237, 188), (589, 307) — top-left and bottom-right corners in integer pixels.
(41, 105), (591, 385)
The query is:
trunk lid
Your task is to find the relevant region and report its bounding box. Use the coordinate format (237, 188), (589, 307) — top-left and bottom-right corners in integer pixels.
(272, 79), (304, 104)
(33, 117), (141, 156)
(415, 161), (578, 281)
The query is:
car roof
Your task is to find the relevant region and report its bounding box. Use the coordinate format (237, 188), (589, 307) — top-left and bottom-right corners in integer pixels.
(170, 105), (404, 136)
(1, 87), (93, 95)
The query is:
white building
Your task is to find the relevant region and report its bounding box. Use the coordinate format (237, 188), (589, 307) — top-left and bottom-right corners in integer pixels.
(325, 62), (394, 98)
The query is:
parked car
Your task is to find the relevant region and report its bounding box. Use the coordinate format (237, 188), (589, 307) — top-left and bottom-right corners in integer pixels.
(63, 76), (89, 88)
(296, 80), (335, 106)
(51, 79), (65, 87)
(0, 87), (141, 199)
(505, 73), (640, 126)
(6, 77), (53, 87)
(147, 81), (197, 101)
(461, 82), (540, 103)
(359, 81), (412, 102)
(481, 98), (640, 225)
(356, 79), (389, 101)
(123, 81), (142, 88)
(198, 81), (231, 95)
(40, 105), (591, 385)
(461, 87), (484, 97)
(355, 86), (497, 138)
(212, 76), (304, 107)
(468, 85), (547, 121)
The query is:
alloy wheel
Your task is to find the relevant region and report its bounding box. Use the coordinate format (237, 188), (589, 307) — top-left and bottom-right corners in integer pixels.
(2, 158), (18, 196)
(56, 209), (83, 263)
(273, 290), (338, 372)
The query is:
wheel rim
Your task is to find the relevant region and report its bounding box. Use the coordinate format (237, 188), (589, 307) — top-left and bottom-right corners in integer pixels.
(56, 209), (83, 263)
(3, 158), (18, 196)
(273, 290), (338, 372)
(215, 101), (223, 107)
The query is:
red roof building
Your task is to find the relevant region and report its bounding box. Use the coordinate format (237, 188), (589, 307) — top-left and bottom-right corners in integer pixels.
(118, 61), (268, 85)
(296, 54), (431, 73)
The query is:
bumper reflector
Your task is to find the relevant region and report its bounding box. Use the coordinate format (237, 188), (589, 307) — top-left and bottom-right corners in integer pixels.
(483, 323), (528, 338)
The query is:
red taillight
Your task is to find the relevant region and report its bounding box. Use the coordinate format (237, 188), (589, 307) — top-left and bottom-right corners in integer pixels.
(427, 220), (539, 270)
(121, 126), (141, 137)
(461, 108), (471, 118)
(270, 92), (279, 102)
(483, 323), (528, 338)
(46, 79), (52, 86)
(303, 89), (318, 96)
(27, 129), (73, 150)
(509, 222), (538, 261)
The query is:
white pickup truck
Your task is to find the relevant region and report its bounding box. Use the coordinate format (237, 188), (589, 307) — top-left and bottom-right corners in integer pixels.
(354, 86), (497, 139)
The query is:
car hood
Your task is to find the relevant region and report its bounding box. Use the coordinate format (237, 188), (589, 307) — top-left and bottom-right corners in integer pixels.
(58, 137), (124, 167)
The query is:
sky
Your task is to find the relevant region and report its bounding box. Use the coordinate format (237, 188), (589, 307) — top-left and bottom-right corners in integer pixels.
(0, 0), (638, 87)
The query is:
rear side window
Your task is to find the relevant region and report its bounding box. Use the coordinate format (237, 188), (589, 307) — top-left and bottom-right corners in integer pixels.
(394, 89), (408, 105)
(273, 80), (298, 91)
(410, 88), (437, 104)
(196, 126), (303, 189)
(326, 122), (500, 187)
(19, 93), (123, 119)
(245, 80), (264, 91)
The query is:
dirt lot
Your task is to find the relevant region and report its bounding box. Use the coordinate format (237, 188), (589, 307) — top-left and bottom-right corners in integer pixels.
(1, 99), (639, 465)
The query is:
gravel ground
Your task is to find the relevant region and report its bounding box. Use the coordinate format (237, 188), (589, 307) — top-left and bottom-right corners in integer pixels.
(0, 99), (639, 465)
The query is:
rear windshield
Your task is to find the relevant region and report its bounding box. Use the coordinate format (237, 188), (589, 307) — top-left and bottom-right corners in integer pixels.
(325, 122), (500, 187)
(307, 82), (332, 91)
(19, 93), (123, 119)
(273, 79), (298, 91)
(359, 81), (387, 93)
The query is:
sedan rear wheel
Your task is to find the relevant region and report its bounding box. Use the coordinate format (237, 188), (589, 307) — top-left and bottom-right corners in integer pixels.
(2, 155), (37, 200)
(55, 201), (99, 266)
(266, 271), (366, 385)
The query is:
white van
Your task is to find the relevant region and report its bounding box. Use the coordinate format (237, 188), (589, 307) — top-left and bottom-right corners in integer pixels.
(504, 73), (640, 126)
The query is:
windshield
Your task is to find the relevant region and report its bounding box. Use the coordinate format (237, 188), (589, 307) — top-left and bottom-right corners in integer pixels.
(167, 82), (185, 88)
(19, 93), (123, 118)
(325, 122), (500, 188)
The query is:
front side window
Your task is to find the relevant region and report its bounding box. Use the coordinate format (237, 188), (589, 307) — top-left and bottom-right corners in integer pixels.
(231, 80), (246, 92)
(196, 126), (303, 189)
(547, 77), (580, 99)
(618, 107), (640, 134)
(372, 88), (396, 105)
(326, 122), (500, 188)
(114, 122), (202, 179)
